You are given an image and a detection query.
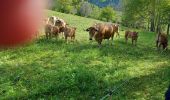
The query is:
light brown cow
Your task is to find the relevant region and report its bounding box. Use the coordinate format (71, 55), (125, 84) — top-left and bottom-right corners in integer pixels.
(125, 31), (138, 46)
(44, 24), (53, 39)
(156, 32), (168, 50)
(64, 26), (76, 42)
(86, 23), (115, 47)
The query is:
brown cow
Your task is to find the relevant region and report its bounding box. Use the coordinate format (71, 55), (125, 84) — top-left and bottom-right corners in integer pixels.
(111, 24), (119, 37)
(51, 26), (60, 39)
(44, 24), (60, 39)
(55, 18), (67, 38)
(125, 31), (138, 46)
(86, 23), (115, 47)
(44, 24), (52, 39)
(64, 26), (76, 43)
(156, 32), (168, 50)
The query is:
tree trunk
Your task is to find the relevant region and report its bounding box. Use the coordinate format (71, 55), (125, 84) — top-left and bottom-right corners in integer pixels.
(167, 24), (170, 35)
(156, 14), (160, 33)
(148, 19), (150, 31)
(150, 0), (156, 32)
(150, 17), (155, 32)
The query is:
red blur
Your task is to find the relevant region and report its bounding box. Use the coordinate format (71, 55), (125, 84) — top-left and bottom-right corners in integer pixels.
(0, 0), (45, 48)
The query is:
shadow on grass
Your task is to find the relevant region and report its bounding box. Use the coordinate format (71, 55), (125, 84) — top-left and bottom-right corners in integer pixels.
(104, 64), (170, 100)
(63, 39), (170, 60)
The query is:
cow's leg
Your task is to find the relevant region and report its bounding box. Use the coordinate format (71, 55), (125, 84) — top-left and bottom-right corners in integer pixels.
(49, 32), (52, 39)
(111, 34), (114, 45)
(45, 32), (48, 39)
(72, 36), (75, 42)
(158, 43), (161, 50)
(132, 39), (134, 45)
(61, 32), (63, 38)
(98, 39), (102, 48)
(71, 36), (74, 42)
(48, 33), (49, 39)
(56, 33), (59, 39)
(156, 40), (159, 48)
(163, 44), (167, 50)
(117, 31), (120, 38)
(125, 37), (128, 44)
(135, 39), (137, 46)
(65, 36), (68, 43)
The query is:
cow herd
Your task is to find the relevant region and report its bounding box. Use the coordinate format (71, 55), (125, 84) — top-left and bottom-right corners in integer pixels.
(43, 16), (168, 50)
(44, 16), (76, 43)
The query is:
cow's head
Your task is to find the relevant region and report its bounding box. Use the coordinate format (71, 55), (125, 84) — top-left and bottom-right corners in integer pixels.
(55, 20), (62, 26)
(133, 31), (138, 36)
(86, 27), (98, 40)
(49, 16), (56, 25)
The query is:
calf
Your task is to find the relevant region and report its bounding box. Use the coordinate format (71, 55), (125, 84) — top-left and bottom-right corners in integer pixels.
(86, 23), (115, 47)
(44, 24), (60, 39)
(156, 32), (168, 50)
(125, 31), (138, 46)
(44, 24), (52, 39)
(51, 26), (60, 38)
(64, 26), (76, 42)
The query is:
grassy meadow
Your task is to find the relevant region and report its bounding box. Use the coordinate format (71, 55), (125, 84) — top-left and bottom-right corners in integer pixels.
(0, 10), (170, 100)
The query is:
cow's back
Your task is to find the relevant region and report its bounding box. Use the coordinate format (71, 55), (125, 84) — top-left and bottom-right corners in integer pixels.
(95, 23), (114, 39)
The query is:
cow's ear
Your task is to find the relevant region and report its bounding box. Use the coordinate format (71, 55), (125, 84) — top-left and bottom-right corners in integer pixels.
(86, 29), (89, 31)
(86, 27), (90, 31)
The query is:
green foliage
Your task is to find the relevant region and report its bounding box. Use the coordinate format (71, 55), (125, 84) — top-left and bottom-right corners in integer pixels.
(122, 0), (170, 32)
(89, 5), (102, 20)
(100, 0), (106, 2)
(51, 0), (118, 22)
(79, 2), (92, 17)
(0, 10), (170, 99)
(100, 6), (115, 22)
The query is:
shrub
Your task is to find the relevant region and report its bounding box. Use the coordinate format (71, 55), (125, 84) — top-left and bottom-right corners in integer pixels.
(100, 6), (115, 22)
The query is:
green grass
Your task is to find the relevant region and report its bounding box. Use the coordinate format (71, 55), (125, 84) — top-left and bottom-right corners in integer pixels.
(0, 10), (170, 100)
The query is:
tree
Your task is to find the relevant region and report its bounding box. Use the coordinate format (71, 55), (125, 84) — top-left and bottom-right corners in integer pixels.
(89, 4), (102, 20)
(122, 0), (170, 32)
(100, 6), (115, 22)
(79, 2), (92, 17)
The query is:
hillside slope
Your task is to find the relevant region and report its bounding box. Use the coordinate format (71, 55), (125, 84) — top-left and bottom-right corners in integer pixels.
(0, 10), (170, 100)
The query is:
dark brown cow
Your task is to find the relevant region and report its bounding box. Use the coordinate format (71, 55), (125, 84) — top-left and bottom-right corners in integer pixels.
(51, 26), (60, 38)
(156, 32), (168, 50)
(64, 26), (76, 42)
(125, 31), (138, 45)
(55, 19), (67, 38)
(86, 23), (115, 47)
